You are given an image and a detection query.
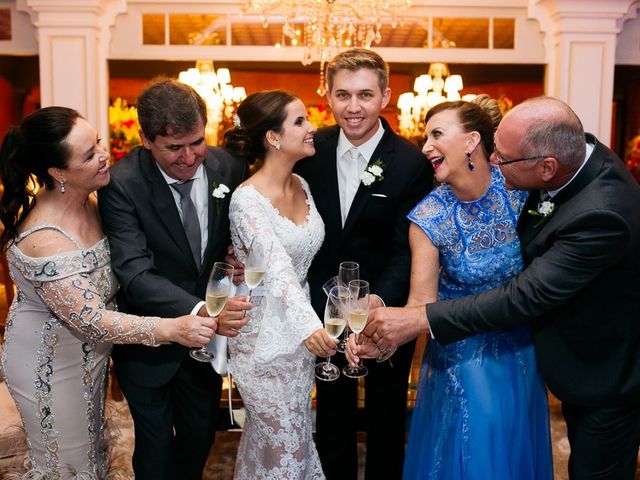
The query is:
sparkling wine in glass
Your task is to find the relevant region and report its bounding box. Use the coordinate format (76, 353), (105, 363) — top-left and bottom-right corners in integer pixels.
(336, 261), (359, 353)
(342, 279), (370, 378)
(315, 285), (349, 382)
(190, 262), (234, 362)
(244, 237), (272, 293)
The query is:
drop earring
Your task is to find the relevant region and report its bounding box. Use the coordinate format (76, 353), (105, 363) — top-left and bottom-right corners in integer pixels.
(466, 151), (475, 172)
(60, 180), (66, 193)
(275, 143), (281, 151)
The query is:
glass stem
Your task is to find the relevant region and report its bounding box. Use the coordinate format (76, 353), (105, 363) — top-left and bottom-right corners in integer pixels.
(325, 356), (332, 368)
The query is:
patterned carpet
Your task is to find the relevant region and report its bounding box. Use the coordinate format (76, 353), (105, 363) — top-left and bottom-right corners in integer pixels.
(104, 394), (586, 480)
(1, 383), (638, 479)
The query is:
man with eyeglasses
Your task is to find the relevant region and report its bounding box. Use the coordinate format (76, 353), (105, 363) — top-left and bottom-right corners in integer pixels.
(356, 96), (640, 479)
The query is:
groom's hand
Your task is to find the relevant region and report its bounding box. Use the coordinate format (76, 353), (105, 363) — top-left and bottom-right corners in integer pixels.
(345, 333), (379, 366)
(225, 244), (245, 285)
(363, 305), (429, 350)
(199, 296), (252, 337)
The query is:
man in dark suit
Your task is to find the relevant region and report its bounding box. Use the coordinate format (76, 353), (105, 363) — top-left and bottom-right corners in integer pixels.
(98, 79), (249, 480)
(296, 48), (433, 479)
(360, 96), (640, 479)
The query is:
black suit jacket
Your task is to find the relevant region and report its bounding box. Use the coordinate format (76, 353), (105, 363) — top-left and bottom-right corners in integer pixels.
(98, 146), (246, 387)
(429, 135), (640, 407)
(296, 118), (432, 314)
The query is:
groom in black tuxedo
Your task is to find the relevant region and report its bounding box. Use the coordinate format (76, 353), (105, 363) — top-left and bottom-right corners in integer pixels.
(99, 79), (248, 479)
(364, 97), (640, 479)
(296, 48), (433, 479)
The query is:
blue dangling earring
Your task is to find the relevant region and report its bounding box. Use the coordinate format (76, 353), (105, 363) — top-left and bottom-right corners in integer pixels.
(466, 151), (475, 172)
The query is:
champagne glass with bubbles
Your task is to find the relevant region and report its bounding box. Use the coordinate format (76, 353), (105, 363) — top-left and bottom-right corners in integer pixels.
(244, 237), (272, 295)
(342, 279), (370, 378)
(336, 261), (359, 353)
(190, 262), (234, 362)
(315, 285), (349, 382)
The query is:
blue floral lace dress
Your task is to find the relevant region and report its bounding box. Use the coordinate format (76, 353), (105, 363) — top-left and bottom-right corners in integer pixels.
(403, 167), (552, 480)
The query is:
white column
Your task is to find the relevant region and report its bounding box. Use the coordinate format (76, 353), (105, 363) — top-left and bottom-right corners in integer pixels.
(18, 0), (126, 141)
(528, 0), (637, 146)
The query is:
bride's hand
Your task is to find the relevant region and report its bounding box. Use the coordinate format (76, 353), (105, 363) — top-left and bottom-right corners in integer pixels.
(304, 328), (338, 357)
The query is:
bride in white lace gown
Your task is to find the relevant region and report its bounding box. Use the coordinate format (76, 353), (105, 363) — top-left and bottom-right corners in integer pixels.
(225, 91), (336, 480)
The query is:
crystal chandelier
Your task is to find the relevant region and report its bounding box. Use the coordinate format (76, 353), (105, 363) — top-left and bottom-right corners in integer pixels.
(397, 63), (475, 143)
(178, 60), (247, 146)
(242, 0), (411, 95)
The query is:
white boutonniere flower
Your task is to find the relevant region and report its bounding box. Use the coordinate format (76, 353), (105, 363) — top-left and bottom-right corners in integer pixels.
(212, 182), (230, 213)
(537, 201), (555, 216)
(361, 159), (384, 187)
(527, 200), (556, 227)
(212, 183), (230, 199)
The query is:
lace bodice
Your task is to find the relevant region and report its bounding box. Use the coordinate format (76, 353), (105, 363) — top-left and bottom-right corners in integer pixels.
(408, 167), (527, 300)
(7, 225), (158, 346)
(229, 175), (325, 363)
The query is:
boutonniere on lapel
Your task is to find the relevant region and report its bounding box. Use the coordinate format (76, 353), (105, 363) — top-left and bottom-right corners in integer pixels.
(527, 200), (556, 227)
(212, 182), (230, 213)
(361, 158), (384, 187)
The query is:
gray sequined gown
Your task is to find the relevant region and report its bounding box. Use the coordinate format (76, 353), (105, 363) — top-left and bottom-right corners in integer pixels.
(1, 225), (158, 480)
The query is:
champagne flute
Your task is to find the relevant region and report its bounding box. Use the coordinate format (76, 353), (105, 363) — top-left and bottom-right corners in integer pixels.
(342, 279), (370, 378)
(315, 285), (349, 382)
(336, 261), (359, 353)
(244, 237), (272, 294)
(190, 262), (234, 362)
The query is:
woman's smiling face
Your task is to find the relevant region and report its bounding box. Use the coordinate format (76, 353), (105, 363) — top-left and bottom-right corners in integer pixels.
(421, 108), (471, 183)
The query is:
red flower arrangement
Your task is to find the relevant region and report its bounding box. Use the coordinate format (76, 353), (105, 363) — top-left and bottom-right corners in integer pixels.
(307, 105), (336, 129)
(109, 98), (141, 163)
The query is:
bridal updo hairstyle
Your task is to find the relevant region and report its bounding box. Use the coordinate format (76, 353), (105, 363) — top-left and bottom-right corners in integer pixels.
(224, 89), (299, 171)
(0, 106), (81, 247)
(425, 94), (502, 160)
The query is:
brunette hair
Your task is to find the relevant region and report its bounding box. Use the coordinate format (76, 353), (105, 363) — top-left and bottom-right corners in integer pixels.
(224, 90), (299, 169)
(137, 77), (208, 141)
(425, 95), (501, 159)
(325, 48), (389, 93)
(0, 106), (81, 247)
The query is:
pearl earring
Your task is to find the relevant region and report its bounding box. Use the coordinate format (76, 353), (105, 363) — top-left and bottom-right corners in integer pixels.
(275, 143), (281, 151)
(60, 180), (66, 193)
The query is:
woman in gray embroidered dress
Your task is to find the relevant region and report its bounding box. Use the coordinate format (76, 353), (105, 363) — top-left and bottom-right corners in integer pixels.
(224, 90), (336, 480)
(0, 107), (218, 479)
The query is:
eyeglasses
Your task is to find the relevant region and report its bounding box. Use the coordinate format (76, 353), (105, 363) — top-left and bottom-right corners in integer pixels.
(492, 147), (549, 166)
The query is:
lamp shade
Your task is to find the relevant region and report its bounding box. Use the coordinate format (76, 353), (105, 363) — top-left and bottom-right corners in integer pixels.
(397, 92), (415, 110)
(413, 75), (432, 95)
(444, 75), (463, 93)
(217, 68), (231, 84)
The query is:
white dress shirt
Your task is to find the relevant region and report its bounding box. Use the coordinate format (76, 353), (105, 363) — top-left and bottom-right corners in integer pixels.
(547, 141), (595, 198)
(336, 120), (385, 226)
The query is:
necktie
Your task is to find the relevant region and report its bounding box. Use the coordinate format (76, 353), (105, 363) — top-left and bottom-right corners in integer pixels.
(539, 190), (550, 202)
(171, 180), (202, 266)
(342, 147), (361, 225)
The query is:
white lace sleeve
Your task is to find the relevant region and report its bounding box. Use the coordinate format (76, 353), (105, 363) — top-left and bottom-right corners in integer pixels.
(230, 188), (323, 364)
(35, 272), (160, 346)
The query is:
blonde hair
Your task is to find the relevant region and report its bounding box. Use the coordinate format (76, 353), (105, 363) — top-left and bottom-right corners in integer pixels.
(326, 48), (389, 93)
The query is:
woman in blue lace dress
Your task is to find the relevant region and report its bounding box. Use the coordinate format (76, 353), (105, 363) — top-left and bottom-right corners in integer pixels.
(401, 97), (552, 479)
